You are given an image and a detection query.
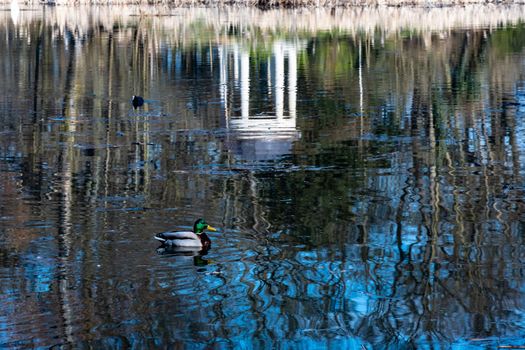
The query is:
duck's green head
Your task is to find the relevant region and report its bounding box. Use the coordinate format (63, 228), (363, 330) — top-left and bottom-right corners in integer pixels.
(193, 218), (217, 235)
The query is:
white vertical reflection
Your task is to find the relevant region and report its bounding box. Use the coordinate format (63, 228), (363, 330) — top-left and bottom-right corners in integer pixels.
(10, 0), (20, 25)
(219, 45), (229, 122)
(241, 50), (250, 119)
(267, 56), (272, 97)
(359, 39), (363, 117)
(59, 96), (76, 345)
(287, 44), (297, 120)
(233, 44), (239, 85)
(274, 41), (285, 119)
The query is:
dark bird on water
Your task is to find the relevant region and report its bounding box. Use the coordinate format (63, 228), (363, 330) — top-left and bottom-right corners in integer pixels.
(131, 95), (144, 109)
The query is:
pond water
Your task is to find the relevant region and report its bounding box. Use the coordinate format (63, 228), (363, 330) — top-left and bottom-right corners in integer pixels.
(2, 5), (525, 349)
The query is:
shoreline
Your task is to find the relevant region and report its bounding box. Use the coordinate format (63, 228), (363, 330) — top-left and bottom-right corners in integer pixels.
(3, 4), (525, 34)
(2, 0), (525, 8)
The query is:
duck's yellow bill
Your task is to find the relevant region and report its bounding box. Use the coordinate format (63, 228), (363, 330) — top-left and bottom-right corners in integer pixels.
(207, 225), (217, 232)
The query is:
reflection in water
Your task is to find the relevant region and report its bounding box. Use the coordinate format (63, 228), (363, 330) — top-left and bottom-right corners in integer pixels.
(1, 5), (525, 349)
(9, 0), (19, 25)
(156, 246), (212, 267)
(220, 40), (302, 160)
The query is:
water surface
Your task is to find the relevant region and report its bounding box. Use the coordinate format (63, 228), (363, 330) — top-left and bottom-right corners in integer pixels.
(1, 5), (525, 349)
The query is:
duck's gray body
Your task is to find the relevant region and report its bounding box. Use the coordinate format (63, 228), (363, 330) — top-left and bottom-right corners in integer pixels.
(154, 231), (205, 247)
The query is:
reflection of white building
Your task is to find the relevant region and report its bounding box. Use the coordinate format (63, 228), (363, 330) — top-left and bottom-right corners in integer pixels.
(10, 0), (20, 25)
(219, 40), (304, 161)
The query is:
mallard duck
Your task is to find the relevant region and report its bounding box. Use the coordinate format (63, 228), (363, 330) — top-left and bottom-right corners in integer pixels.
(154, 218), (217, 249)
(131, 95), (144, 109)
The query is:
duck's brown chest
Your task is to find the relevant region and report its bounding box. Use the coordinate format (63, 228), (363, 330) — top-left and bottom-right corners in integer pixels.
(200, 233), (211, 249)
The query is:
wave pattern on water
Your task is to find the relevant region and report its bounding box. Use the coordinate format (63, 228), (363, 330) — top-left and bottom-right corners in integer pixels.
(1, 5), (525, 350)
